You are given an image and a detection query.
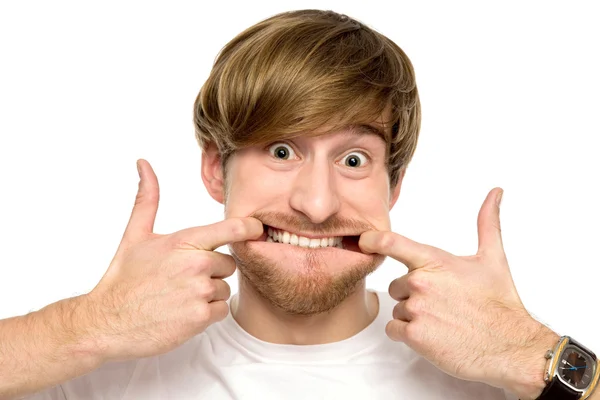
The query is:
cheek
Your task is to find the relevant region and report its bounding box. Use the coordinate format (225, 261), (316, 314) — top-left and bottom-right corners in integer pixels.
(340, 175), (392, 230)
(224, 165), (290, 217)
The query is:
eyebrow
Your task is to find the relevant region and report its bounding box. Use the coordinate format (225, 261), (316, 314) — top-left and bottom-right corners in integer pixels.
(346, 124), (388, 142)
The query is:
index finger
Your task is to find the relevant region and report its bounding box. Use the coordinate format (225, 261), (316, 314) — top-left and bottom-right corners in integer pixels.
(358, 231), (435, 270)
(175, 217), (264, 251)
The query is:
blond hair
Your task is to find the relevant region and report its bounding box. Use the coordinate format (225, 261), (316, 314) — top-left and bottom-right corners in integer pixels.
(193, 9), (420, 187)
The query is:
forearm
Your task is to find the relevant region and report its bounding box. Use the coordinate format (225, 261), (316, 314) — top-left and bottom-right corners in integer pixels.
(0, 295), (105, 400)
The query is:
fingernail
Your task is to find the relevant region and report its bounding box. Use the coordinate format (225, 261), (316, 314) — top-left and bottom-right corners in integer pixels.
(136, 160), (142, 178)
(496, 190), (504, 207)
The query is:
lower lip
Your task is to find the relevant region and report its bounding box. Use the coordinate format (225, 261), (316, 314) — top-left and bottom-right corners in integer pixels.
(246, 241), (358, 262)
(243, 239), (375, 275)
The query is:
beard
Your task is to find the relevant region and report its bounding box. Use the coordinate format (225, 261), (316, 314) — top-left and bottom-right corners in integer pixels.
(228, 211), (385, 316)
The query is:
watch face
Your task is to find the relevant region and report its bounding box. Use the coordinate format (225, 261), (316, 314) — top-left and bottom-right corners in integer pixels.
(558, 346), (595, 390)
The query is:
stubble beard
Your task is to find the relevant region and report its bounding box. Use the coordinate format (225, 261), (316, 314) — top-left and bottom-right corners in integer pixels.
(229, 241), (384, 316)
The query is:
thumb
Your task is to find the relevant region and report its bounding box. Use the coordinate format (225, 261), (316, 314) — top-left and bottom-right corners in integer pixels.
(476, 187), (505, 258)
(121, 159), (160, 245)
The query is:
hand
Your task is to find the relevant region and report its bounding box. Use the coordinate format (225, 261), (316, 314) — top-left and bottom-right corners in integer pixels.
(85, 159), (263, 363)
(359, 188), (558, 398)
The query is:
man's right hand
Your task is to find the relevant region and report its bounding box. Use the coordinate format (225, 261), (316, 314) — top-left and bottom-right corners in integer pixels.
(85, 159), (262, 363)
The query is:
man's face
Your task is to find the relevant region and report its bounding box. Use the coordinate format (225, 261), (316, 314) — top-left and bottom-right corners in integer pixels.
(221, 126), (401, 315)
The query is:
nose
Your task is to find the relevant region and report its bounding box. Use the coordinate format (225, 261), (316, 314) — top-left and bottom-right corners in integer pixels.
(288, 158), (341, 224)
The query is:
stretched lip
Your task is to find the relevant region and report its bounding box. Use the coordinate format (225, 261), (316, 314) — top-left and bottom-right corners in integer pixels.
(262, 223), (364, 240)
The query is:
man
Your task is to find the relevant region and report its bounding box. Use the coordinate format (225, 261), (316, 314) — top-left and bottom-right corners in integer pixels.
(0, 9), (598, 400)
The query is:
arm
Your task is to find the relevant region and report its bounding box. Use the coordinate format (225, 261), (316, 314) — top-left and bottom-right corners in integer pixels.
(0, 160), (263, 400)
(0, 295), (104, 400)
(358, 188), (599, 400)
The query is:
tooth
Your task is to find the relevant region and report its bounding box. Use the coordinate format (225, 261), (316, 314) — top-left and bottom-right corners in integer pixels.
(336, 243), (343, 249)
(328, 237), (334, 246)
(266, 237), (274, 242)
(290, 233), (298, 246)
(268, 227), (273, 237)
(298, 236), (310, 248)
(309, 238), (321, 248)
(335, 237), (342, 245)
(320, 238), (328, 247)
(282, 231), (290, 244)
(274, 230), (280, 242)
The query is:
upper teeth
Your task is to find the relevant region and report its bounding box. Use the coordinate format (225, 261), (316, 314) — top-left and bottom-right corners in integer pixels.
(267, 227), (343, 249)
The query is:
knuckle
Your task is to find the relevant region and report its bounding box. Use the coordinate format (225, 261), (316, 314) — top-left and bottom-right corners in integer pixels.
(423, 257), (445, 271)
(406, 271), (430, 293)
(491, 220), (502, 234)
(193, 255), (213, 274)
(134, 189), (144, 207)
(196, 278), (217, 299)
(385, 320), (400, 339)
(134, 187), (159, 207)
(378, 232), (397, 252)
(389, 277), (407, 301)
(404, 297), (423, 316)
(221, 282), (232, 299)
(229, 218), (248, 240)
(388, 278), (400, 298)
(212, 301), (229, 322)
(392, 302), (403, 320)
(179, 254), (212, 275)
(218, 254), (236, 274)
(168, 232), (198, 250)
(404, 322), (422, 344)
(223, 260), (236, 277)
(194, 302), (212, 323)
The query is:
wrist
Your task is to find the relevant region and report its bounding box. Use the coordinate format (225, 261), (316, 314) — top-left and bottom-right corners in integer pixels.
(503, 323), (560, 399)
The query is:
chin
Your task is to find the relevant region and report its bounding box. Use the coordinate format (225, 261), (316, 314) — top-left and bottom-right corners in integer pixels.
(229, 239), (385, 316)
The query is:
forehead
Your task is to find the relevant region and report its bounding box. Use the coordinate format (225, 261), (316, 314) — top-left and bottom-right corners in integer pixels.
(223, 103), (394, 157)
(304, 103), (393, 144)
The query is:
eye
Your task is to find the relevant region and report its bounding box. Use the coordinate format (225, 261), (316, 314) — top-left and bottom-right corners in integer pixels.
(268, 143), (296, 160)
(340, 152), (368, 168)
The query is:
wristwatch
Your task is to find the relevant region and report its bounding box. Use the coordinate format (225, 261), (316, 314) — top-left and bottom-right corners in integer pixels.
(537, 336), (600, 399)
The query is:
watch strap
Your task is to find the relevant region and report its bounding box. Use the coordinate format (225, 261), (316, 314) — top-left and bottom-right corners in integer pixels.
(582, 359), (600, 399)
(538, 377), (581, 400)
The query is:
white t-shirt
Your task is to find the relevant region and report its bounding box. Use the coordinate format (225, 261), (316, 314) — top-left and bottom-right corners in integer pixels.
(28, 290), (516, 399)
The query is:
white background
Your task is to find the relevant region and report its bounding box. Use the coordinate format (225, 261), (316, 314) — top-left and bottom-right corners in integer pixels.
(0, 0), (598, 353)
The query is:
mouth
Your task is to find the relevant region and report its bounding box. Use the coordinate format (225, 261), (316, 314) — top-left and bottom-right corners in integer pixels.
(260, 224), (362, 252)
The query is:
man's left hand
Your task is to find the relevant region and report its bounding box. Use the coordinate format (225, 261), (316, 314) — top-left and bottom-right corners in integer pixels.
(359, 187), (559, 399)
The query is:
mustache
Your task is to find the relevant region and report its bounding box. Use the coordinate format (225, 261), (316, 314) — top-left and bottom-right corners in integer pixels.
(251, 211), (375, 236)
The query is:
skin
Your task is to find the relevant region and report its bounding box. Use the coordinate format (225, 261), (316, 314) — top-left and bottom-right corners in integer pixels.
(201, 126), (584, 399)
(0, 128), (596, 399)
(0, 161), (265, 399)
(202, 126), (400, 344)
(359, 190), (561, 399)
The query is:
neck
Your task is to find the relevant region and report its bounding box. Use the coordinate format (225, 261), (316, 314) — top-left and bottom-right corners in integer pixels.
(231, 273), (379, 345)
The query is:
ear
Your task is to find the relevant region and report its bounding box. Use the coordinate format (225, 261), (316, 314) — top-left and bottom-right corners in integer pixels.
(389, 168), (406, 210)
(201, 142), (225, 204)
